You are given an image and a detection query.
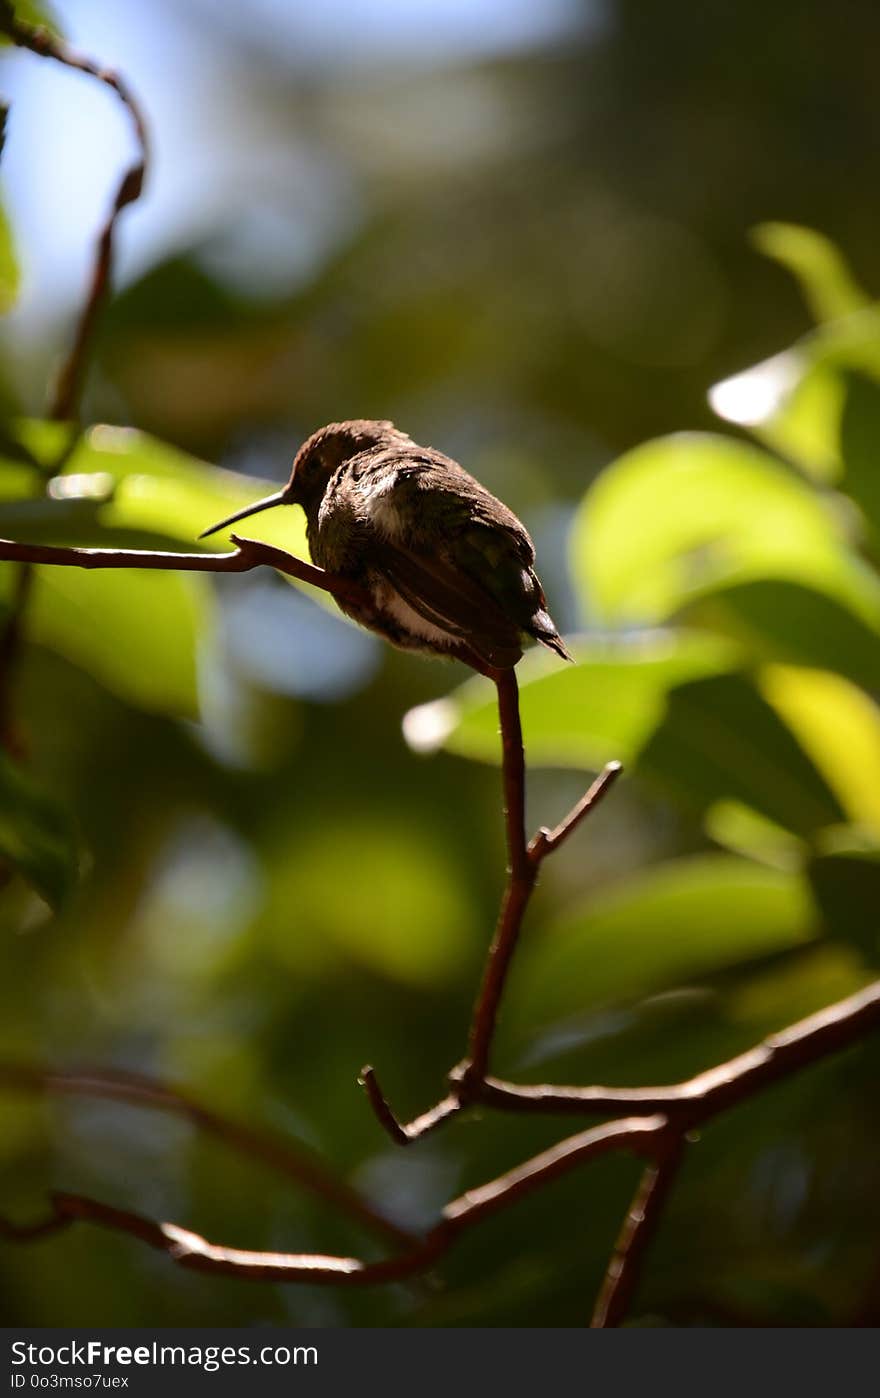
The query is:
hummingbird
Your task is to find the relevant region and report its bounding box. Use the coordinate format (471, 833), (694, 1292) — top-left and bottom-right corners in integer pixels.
(199, 420), (571, 673)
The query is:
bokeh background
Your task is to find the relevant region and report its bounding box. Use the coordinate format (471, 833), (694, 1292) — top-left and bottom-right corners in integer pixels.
(1, 0), (880, 1326)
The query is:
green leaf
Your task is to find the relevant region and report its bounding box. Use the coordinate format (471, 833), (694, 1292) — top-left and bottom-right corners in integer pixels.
(0, 751), (77, 909)
(505, 854), (816, 1028)
(750, 223), (872, 324)
(572, 432), (877, 628)
(27, 566), (212, 716)
(0, 423), (312, 712)
(0, 202), (19, 316)
(640, 672), (844, 837)
(759, 665), (880, 834)
(1, 422), (308, 559)
(402, 630), (741, 768)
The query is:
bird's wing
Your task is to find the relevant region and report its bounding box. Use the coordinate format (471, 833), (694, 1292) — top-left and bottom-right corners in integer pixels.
(354, 447), (536, 560)
(375, 540), (524, 669)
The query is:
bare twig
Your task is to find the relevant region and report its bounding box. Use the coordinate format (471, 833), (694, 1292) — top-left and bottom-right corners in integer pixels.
(473, 977), (880, 1124)
(358, 1069), (461, 1144)
(590, 1139), (685, 1328)
(2, 1116), (662, 1284)
(467, 738), (622, 1083)
(362, 737), (622, 1142)
(0, 1063), (414, 1250)
(464, 668), (532, 1083)
(0, 4), (149, 422)
(529, 760), (624, 857)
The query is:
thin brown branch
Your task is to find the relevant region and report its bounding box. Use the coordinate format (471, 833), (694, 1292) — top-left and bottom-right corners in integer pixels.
(0, 534), (372, 607)
(2, 1117), (663, 1285)
(358, 1068), (462, 1146)
(0, 1063), (414, 1250)
(473, 977), (880, 1124)
(529, 760), (623, 858)
(590, 1138), (685, 1328)
(462, 669), (532, 1085)
(0, 5), (149, 422)
(362, 745), (623, 1138)
(441, 1115), (664, 1231)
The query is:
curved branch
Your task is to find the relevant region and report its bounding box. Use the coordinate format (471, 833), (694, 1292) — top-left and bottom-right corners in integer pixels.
(2, 1117), (663, 1285)
(473, 978), (880, 1124)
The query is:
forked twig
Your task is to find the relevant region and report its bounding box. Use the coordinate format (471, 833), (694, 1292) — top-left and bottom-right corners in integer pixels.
(360, 669), (622, 1140)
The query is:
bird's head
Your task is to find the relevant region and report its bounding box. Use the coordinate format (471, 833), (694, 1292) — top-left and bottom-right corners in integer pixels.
(198, 418), (410, 540)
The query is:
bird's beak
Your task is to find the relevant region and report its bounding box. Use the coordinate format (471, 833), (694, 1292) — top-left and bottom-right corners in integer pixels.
(197, 489), (289, 540)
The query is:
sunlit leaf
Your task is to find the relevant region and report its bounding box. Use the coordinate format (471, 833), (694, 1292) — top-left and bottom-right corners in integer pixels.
(27, 566), (211, 715)
(571, 432), (878, 627)
(1, 421), (308, 559)
(760, 665), (880, 833)
(0, 202), (19, 315)
(0, 751), (77, 908)
(709, 309), (880, 481)
(710, 352), (842, 483)
(750, 223), (872, 324)
(403, 630), (741, 768)
(505, 855), (816, 1027)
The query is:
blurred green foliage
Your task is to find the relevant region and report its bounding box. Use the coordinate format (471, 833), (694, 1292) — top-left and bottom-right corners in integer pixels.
(1, 0), (879, 1328)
